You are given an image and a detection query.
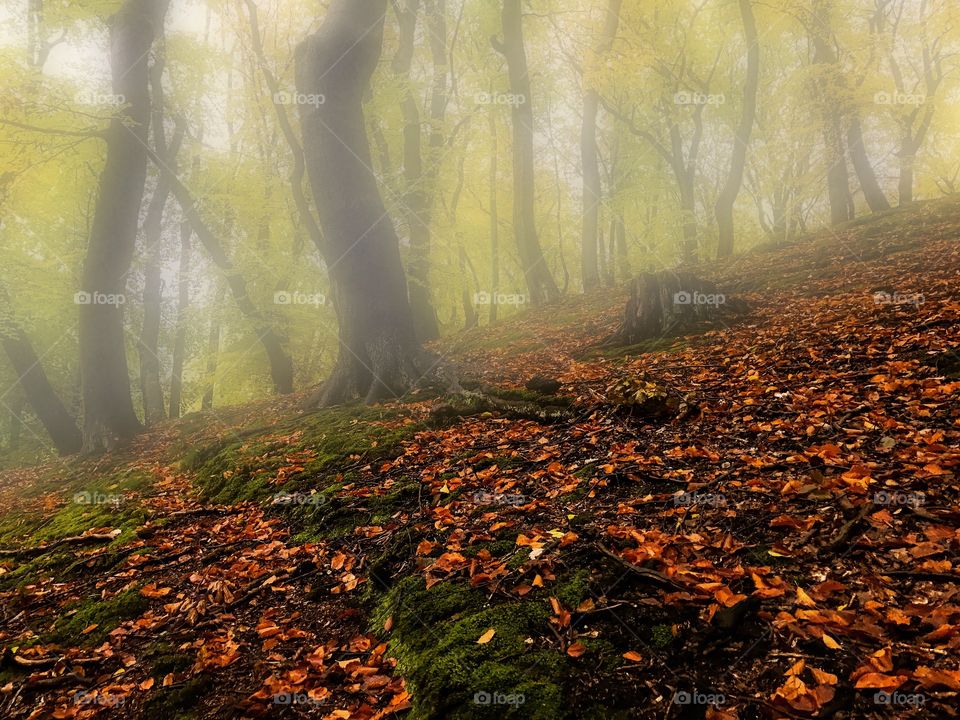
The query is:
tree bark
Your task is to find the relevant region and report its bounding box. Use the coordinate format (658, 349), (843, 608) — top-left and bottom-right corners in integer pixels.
(495, 0), (558, 305)
(715, 0), (759, 259)
(847, 114), (891, 212)
(580, 0), (621, 291)
(79, 0), (169, 452)
(0, 286), (82, 455)
(296, 0), (433, 406)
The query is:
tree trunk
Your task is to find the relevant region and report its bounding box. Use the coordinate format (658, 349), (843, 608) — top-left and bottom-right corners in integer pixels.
(580, 0), (621, 291)
(715, 0), (759, 259)
(495, 0), (558, 305)
(146, 134), (295, 396)
(847, 114), (891, 212)
(201, 286), (223, 411)
(138, 58), (182, 426)
(0, 286), (82, 455)
(242, 0), (325, 256)
(79, 0), (169, 452)
(811, 0), (852, 226)
(488, 98), (500, 324)
(7, 393), (24, 451)
(168, 219), (191, 419)
(898, 137), (917, 205)
(392, 0), (440, 342)
(297, 0), (433, 407)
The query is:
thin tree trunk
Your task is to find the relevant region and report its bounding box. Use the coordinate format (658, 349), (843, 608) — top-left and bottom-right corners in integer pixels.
(138, 57), (183, 426)
(242, 0), (325, 256)
(488, 98), (500, 324)
(168, 219), (191, 419)
(7, 393), (24, 451)
(494, 0), (558, 305)
(201, 286), (224, 411)
(392, 0), (440, 341)
(811, 0), (853, 225)
(297, 0), (435, 406)
(0, 286), (82, 455)
(145, 134), (294, 396)
(79, 0), (169, 452)
(715, 0), (759, 259)
(581, 0), (622, 291)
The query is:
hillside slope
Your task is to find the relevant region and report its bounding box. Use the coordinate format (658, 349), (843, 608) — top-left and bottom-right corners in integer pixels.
(1, 197), (959, 719)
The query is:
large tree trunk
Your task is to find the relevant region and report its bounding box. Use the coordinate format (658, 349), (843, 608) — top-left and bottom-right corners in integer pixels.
(495, 0), (558, 306)
(715, 0), (759, 259)
(0, 286), (82, 455)
(392, 0), (440, 342)
(297, 0), (434, 407)
(79, 0), (169, 452)
(847, 114), (891, 212)
(580, 0), (622, 291)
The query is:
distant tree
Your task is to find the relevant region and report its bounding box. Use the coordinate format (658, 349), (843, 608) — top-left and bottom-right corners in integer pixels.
(715, 0), (759, 259)
(494, 0), (559, 305)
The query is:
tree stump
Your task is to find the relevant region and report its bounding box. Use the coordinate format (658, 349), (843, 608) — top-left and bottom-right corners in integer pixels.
(615, 271), (733, 344)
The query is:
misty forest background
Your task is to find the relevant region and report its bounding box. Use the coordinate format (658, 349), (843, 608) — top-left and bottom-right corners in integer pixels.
(1, 0), (958, 460)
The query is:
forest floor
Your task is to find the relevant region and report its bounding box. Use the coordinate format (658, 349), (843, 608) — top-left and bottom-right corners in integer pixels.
(1, 197), (959, 720)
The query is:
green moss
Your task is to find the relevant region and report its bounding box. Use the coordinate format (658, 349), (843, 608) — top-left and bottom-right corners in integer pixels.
(651, 623), (674, 650)
(51, 587), (148, 645)
(142, 676), (211, 719)
(146, 644), (194, 679)
(373, 576), (569, 719)
(186, 404), (420, 504)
